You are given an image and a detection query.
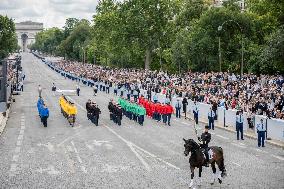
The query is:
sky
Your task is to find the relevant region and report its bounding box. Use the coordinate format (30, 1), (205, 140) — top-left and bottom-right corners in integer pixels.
(0, 0), (99, 29)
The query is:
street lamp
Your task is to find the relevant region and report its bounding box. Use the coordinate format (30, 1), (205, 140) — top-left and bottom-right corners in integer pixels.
(218, 26), (222, 73)
(218, 20), (244, 76)
(158, 39), (162, 70)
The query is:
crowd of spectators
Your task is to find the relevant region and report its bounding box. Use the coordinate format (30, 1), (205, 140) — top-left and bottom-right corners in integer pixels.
(49, 59), (284, 120)
(7, 54), (25, 92)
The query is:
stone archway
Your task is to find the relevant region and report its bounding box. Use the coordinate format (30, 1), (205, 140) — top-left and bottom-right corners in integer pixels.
(15, 21), (43, 52)
(21, 33), (28, 52)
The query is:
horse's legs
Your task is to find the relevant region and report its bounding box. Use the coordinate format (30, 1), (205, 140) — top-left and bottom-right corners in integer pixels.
(216, 159), (226, 184)
(189, 166), (195, 188)
(219, 157), (227, 178)
(210, 162), (217, 185)
(197, 166), (202, 186)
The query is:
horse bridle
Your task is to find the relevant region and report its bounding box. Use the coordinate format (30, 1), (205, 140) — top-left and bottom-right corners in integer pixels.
(184, 139), (200, 155)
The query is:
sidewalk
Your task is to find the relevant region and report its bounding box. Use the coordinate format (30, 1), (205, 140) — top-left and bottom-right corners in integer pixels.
(183, 114), (284, 149)
(0, 107), (11, 136)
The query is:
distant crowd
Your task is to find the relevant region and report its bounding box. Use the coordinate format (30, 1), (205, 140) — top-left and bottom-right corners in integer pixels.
(47, 59), (284, 120)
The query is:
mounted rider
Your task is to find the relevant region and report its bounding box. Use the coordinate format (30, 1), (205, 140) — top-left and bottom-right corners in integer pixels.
(198, 125), (211, 167)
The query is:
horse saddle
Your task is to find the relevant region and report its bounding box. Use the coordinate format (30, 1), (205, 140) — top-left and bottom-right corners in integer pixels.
(202, 148), (214, 160)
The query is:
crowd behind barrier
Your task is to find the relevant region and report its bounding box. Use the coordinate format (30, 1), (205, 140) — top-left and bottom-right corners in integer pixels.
(32, 52), (284, 142)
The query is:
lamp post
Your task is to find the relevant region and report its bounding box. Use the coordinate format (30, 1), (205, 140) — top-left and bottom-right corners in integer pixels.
(218, 20), (244, 76)
(158, 39), (162, 70)
(218, 26), (222, 73)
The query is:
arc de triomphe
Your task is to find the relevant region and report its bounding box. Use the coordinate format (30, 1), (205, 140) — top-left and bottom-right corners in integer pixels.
(15, 21), (43, 52)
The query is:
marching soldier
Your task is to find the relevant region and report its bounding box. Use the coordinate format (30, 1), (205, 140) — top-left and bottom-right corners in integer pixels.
(40, 103), (49, 127)
(257, 119), (266, 147)
(165, 103), (174, 126)
(108, 99), (115, 121)
(86, 99), (92, 120)
(93, 103), (101, 126)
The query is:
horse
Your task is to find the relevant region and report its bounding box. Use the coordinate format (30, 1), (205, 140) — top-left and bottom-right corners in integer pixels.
(183, 138), (227, 188)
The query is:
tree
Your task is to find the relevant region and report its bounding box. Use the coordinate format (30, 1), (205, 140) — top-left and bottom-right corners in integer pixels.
(31, 28), (64, 56)
(60, 20), (92, 60)
(63, 18), (79, 38)
(255, 27), (284, 74)
(0, 15), (17, 59)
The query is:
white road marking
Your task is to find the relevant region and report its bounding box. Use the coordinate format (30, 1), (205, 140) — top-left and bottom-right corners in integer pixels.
(57, 127), (91, 147)
(105, 143), (113, 150)
(129, 144), (151, 171)
(105, 126), (151, 171)
(12, 154), (19, 162)
(37, 142), (55, 152)
(216, 135), (229, 140)
(93, 140), (109, 146)
(16, 140), (23, 146)
(68, 96), (181, 171)
(36, 165), (60, 175)
(10, 114), (26, 176)
(105, 125), (180, 170)
(71, 141), (87, 173)
(17, 134), (24, 140)
(231, 143), (246, 149)
(19, 129), (25, 135)
(254, 148), (268, 153)
(232, 162), (241, 167)
(66, 145), (74, 152)
(63, 147), (75, 173)
(9, 163), (18, 175)
(73, 124), (82, 130)
(85, 142), (94, 151)
(271, 155), (284, 161)
(15, 146), (21, 153)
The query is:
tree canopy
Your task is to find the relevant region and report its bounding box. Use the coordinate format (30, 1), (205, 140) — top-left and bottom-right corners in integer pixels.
(30, 0), (284, 74)
(0, 15), (18, 59)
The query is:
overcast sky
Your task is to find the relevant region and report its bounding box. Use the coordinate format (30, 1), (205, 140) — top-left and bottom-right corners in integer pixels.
(0, 0), (99, 28)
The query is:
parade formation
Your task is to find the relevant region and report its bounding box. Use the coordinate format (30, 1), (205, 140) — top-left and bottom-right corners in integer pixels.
(0, 52), (282, 188)
(1, 1), (284, 188)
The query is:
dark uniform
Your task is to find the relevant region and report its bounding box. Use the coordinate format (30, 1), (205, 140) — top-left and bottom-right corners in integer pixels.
(116, 106), (123, 126)
(108, 101), (115, 120)
(93, 105), (101, 126)
(86, 100), (92, 120)
(198, 126), (211, 166)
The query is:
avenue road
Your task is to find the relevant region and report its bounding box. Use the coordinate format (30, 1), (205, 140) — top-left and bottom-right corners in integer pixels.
(0, 53), (283, 189)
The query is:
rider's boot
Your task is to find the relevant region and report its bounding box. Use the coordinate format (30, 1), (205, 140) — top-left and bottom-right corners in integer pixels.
(204, 153), (209, 167)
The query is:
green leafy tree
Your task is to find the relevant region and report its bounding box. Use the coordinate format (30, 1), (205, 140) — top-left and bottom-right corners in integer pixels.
(0, 15), (17, 59)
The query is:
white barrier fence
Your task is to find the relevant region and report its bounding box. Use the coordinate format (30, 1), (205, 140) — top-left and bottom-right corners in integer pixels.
(170, 96), (284, 142)
(96, 85), (284, 142)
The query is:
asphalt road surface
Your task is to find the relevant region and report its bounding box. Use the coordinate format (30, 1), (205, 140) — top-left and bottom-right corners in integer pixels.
(0, 53), (283, 189)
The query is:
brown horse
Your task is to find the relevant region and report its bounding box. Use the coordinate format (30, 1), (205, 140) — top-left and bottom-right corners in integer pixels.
(183, 138), (227, 188)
